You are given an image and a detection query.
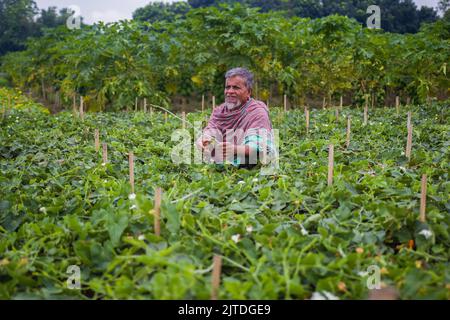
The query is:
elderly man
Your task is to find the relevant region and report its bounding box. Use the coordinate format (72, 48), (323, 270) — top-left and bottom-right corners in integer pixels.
(197, 67), (275, 168)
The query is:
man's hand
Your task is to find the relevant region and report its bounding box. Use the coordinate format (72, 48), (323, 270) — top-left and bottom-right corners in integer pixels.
(195, 135), (214, 151)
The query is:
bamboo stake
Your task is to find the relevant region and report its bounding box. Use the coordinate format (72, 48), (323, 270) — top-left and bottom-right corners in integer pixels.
(266, 99), (269, 109)
(305, 108), (310, 134)
(395, 96), (400, 113)
(143, 98), (147, 113)
(406, 124), (413, 160)
(419, 174), (427, 223)
(135, 98), (138, 112)
(340, 96), (343, 110)
(94, 129), (100, 152)
(201, 95), (205, 112)
(364, 104), (368, 125)
(322, 96), (326, 109)
(212, 96), (216, 109)
(79, 96), (84, 120)
(154, 187), (162, 237)
(73, 94), (76, 114)
(346, 116), (351, 148)
(102, 143), (108, 164)
(129, 152), (134, 194)
(328, 144), (334, 187)
(406, 97), (411, 106)
(211, 255), (222, 300)
(407, 111), (412, 130)
(371, 93), (375, 108)
(284, 94), (287, 112)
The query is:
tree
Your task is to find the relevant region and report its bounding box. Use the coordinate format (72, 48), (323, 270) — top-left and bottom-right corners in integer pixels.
(36, 6), (73, 29)
(0, 0), (38, 55)
(133, 1), (191, 23)
(438, 0), (450, 14)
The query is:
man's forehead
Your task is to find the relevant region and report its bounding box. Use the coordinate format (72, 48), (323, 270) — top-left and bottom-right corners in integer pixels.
(226, 76), (246, 86)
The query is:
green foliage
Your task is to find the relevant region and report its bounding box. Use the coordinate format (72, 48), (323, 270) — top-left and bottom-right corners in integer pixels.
(2, 4), (448, 111)
(185, 0), (439, 33)
(0, 89), (449, 299)
(0, 0), (83, 56)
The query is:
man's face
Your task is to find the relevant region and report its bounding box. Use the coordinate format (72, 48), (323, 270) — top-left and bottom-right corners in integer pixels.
(224, 76), (251, 110)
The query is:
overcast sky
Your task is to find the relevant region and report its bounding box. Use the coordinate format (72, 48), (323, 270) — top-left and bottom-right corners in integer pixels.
(34, 0), (441, 24)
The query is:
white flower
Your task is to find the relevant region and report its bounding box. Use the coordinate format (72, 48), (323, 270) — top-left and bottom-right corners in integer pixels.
(130, 205), (137, 210)
(39, 207), (47, 214)
(101, 162), (106, 166)
(138, 235), (145, 241)
(237, 181), (245, 185)
(311, 291), (340, 300)
(103, 180), (107, 183)
(246, 225), (253, 233)
(231, 234), (240, 243)
(419, 229), (433, 239)
(252, 178), (258, 183)
(300, 226), (309, 236)
(128, 193), (136, 200)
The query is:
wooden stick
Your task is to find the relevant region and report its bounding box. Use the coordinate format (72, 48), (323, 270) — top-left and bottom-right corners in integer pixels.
(346, 116), (351, 148)
(102, 143), (108, 164)
(407, 111), (412, 130)
(284, 94), (287, 112)
(305, 108), (310, 134)
(72, 94), (77, 114)
(143, 98), (147, 113)
(211, 255), (222, 300)
(212, 96), (216, 109)
(419, 174), (427, 223)
(371, 93), (375, 108)
(94, 129), (100, 152)
(364, 104), (368, 125)
(182, 111), (186, 129)
(322, 96), (326, 109)
(129, 152), (134, 194)
(80, 96), (84, 120)
(266, 99), (269, 109)
(328, 144), (334, 187)
(406, 97), (411, 106)
(340, 96), (343, 110)
(154, 187), (162, 237)
(406, 124), (413, 160)
(201, 95), (205, 112)
(135, 98), (138, 112)
(395, 96), (400, 113)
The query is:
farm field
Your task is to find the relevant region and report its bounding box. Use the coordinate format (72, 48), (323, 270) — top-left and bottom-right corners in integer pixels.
(1, 89), (449, 299)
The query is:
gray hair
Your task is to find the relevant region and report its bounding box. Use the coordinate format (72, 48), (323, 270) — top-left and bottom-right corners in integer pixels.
(225, 67), (254, 91)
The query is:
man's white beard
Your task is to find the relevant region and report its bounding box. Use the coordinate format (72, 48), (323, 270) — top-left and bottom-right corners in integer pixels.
(225, 100), (242, 110)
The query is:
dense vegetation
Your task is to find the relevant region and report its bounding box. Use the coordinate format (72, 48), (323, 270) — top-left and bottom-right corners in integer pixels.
(2, 4), (448, 113)
(0, 88), (449, 299)
(135, 0), (441, 34)
(0, 0), (77, 56)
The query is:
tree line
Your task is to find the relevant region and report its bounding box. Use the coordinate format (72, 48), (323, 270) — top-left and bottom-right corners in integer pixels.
(1, 4), (448, 112)
(134, 0), (446, 34)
